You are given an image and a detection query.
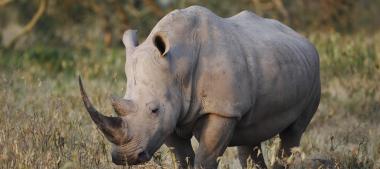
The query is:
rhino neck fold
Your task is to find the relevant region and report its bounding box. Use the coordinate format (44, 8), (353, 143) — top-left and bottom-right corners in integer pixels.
(177, 32), (203, 128)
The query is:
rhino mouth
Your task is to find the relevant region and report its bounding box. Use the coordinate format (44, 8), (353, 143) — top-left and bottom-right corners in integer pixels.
(112, 157), (127, 166)
(138, 151), (151, 163)
(112, 145), (152, 166)
(116, 150), (151, 166)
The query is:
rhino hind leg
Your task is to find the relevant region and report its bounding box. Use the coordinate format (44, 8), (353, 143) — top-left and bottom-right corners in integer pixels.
(273, 124), (303, 169)
(274, 89), (321, 169)
(238, 145), (267, 169)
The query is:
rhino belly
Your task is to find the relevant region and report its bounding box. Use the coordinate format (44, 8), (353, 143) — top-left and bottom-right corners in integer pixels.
(229, 100), (305, 146)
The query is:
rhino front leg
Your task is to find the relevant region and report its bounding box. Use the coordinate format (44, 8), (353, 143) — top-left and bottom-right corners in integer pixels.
(165, 133), (195, 169)
(194, 114), (237, 169)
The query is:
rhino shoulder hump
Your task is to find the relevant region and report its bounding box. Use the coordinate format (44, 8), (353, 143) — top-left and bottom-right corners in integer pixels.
(233, 10), (259, 18)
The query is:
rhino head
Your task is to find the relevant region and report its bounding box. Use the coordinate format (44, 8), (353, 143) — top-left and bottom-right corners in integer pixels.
(79, 30), (183, 165)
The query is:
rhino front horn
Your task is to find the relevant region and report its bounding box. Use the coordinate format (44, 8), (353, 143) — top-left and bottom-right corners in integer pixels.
(78, 76), (127, 145)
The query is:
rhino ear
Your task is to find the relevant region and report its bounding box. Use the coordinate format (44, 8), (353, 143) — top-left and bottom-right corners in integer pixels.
(122, 29), (139, 56)
(153, 32), (170, 56)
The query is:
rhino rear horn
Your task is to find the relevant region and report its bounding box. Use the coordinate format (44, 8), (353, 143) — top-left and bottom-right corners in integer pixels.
(111, 96), (137, 116)
(78, 76), (127, 145)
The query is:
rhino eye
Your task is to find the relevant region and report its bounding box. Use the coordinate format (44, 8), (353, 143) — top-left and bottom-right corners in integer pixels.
(151, 107), (159, 114)
(147, 101), (160, 114)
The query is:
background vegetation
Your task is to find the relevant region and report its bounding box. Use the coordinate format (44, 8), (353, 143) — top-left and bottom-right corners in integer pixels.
(0, 0), (379, 168)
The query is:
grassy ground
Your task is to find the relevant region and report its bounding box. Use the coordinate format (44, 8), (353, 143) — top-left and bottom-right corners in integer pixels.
(0, 32), (379, 169)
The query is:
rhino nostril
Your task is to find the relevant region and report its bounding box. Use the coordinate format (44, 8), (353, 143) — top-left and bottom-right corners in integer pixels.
(137, 151), (150, 163)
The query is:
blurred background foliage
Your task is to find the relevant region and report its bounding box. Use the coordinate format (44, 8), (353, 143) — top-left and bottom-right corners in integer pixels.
(0, 0), (379, 49)
(1, 0), (379, 79)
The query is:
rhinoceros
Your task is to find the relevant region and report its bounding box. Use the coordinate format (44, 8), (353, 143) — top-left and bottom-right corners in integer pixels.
(79, 5), (320, 169)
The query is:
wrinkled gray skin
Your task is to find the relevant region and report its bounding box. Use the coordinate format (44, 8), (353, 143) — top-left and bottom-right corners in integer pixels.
(79, 5), (320, 169)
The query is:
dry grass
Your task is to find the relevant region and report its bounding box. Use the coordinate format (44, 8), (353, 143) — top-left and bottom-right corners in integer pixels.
(0, 32), (379, 169)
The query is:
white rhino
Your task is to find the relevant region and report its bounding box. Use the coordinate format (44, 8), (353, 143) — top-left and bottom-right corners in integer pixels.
(79, 5), (320, 169)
